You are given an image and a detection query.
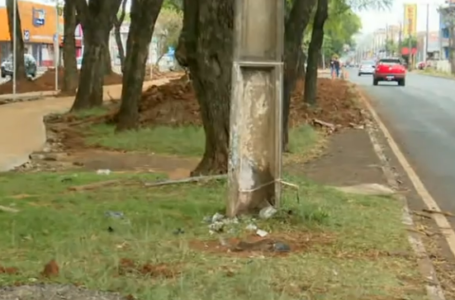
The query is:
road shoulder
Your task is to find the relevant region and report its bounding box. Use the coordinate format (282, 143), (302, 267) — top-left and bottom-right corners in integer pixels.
(358, 87), (455, 299)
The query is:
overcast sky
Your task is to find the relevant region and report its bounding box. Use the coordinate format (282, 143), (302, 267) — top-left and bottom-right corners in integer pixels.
(357, 0), (445, 34)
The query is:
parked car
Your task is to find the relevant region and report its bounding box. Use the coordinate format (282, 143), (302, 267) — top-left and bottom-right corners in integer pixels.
(373, 57), (406, 86)
(1, 54), (37, 78)
(358, 60), (376, 76)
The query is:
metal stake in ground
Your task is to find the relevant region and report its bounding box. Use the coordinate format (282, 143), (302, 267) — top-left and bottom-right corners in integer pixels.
(54, 1), (59, 92)
(227, 0), (284, 217)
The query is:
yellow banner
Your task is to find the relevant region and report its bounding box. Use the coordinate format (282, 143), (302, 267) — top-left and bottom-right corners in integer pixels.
(403, 4), (417, 37)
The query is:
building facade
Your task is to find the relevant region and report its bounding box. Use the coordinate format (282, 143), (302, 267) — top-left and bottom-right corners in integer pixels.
(108, 23), (168, 67)
(0, 0), (64, 66)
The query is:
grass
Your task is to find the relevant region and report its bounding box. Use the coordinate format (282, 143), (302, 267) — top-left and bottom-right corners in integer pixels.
(83, 121), (324, 160)
(416, 68), (455, 79)
(0, 171), (425, 300)
(1, 112), (424, 299)
(87, 124), (205, 157)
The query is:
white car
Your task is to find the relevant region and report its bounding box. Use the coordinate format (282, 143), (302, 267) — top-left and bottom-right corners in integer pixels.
(358, 60), (376, 76)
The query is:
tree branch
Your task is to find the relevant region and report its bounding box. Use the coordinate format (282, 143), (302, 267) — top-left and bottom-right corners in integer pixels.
(73, 0), (89, 26)
(114, 0), (128, 26)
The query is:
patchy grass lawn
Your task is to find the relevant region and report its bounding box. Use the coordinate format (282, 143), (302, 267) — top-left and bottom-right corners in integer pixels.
(83, 121), (323, 160)
(0, 170), (425, 300)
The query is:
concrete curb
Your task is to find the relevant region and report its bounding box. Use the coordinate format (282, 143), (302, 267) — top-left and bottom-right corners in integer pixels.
(412, 71), (455, 81)
(0, 91), (57, 101)
(357, 88), (446, 300)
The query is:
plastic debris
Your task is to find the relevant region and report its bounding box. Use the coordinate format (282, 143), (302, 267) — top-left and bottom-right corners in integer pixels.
(96, 169), (112, 175)
(245, 224), (258, 231)
(259, 206), (277, 219)
(256, 229), (268, 237)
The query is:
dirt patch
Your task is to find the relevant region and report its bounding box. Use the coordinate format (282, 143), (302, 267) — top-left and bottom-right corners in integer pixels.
(0, 266), (19, 275)
(189, 232), (335, 257)
(118, 258), (181, 278)
(41, 260), (59, 278)
(0, 68), (123, 95)
(20, 148), (198, 178)
(101, 76), (363, 128)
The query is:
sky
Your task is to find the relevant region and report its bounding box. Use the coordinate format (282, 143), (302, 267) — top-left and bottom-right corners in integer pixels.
(357, 0), (446, 34)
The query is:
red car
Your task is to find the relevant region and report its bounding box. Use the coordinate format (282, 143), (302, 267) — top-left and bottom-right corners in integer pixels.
(373, 58), (406, 86)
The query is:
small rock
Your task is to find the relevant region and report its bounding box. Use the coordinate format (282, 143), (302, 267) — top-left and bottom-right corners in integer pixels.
(29, 153), (45, 160)
(273, 241), (291, 252)
(105, 211), (124, 219)
(97, 169), (112, 175)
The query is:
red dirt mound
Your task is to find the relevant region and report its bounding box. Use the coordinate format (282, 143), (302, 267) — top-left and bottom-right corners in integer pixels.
(135, 76), (363, 128)
(0, 67), (123, 95)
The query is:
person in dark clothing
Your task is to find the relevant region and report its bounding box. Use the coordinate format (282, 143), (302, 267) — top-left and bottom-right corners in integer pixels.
(330, 55), (340, 78)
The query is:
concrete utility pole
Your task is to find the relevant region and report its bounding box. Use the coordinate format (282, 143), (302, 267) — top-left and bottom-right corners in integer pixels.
(227, 0), (284, 217)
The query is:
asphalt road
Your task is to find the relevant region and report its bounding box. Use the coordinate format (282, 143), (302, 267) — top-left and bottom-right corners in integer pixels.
(347, 69), (455, 217)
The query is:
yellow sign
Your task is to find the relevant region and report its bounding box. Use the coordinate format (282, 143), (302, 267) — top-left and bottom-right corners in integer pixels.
(403, 4), (417, 37)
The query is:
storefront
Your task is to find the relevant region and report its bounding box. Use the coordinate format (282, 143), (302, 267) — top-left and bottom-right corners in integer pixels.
(0, 1), (73, 66)
(60, 24), (83, 59)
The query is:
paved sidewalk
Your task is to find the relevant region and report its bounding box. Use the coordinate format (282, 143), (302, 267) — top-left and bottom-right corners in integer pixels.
(0, 80), (168, 172)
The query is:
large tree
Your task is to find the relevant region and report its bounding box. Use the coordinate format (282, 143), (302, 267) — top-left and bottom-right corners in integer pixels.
(115, 0), (164, 131)
(71, 0), (122, 111)
(304, 0), (328, 105)
(6, 0), (27, 80)
(282, 0), (316, 150)
(303, 0), (390, 104)
(62, 0), (79, 94)
(176, 0), (234, 175)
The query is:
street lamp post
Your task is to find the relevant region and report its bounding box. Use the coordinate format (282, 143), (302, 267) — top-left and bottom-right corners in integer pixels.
(12, 0), (17, 99)
(54, 1), (59, 92)
(408, 18), (413, 70)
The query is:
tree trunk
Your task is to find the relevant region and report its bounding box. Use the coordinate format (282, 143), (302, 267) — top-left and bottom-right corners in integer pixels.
(71, 0), (122, 111)
(303, 0), (328, 105)
(114, 24), (125, 72)
(104, 37), (113, 75)
(6, 0), (26, 80)
(62, 0), (78, 94)
(115, 0), (164, 131)
(114, 0), (128, 73)
(179, 0), (233, 175)
(282, 0), (316, 151)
